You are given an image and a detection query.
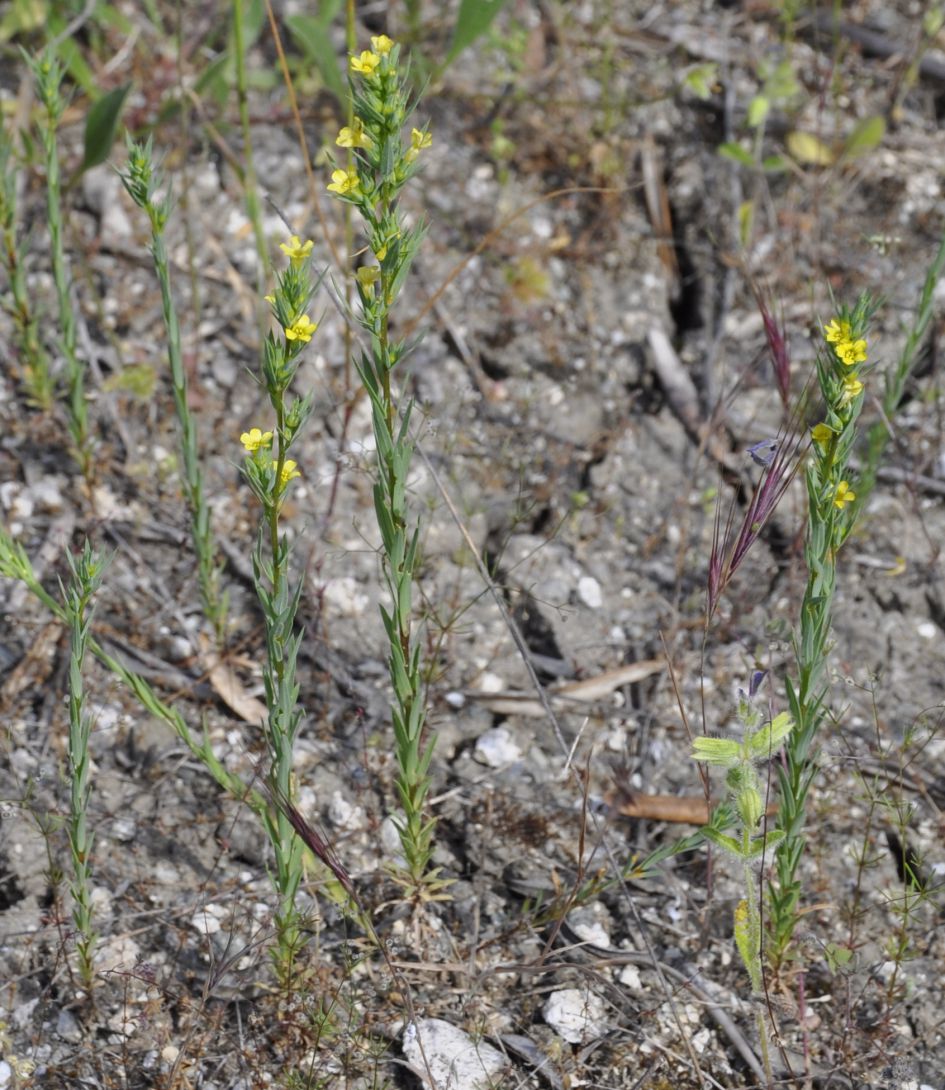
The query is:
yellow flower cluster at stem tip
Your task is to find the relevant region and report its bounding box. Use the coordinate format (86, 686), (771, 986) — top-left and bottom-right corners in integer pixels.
(327, 168), (360, 196)
(371, 34), (394, 55)
(350, 50), (380, 75)
(285, 315), (318, 343)
(834, 480), (856, 509)
(240, 427), (273, 453)
(824, 316), (868, 367)
(405, 127), (432, 163)
(336, 118), (372, 149)
(279, 460), (301, 488)
(811, 423), (834, 447)
(279, 235), (313, 265)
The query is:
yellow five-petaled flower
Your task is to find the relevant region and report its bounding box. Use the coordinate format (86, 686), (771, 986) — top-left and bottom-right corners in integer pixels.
(279, 460), (301, 488)
(811, 423), (834, 448)
(405, 127), (432, 163)
(285, 315), (318, 343)
(336, 118), (372, 149)
(327, 168), (361, 197)
(371, 34), (394, 56)
(350, 50), (380, 75)
(833, 480), (856, 509)
(279, 235), (313, 266)
(824, 318), (852, 344)
(240, 427), (273, 453)
(836, 337), (867, 366)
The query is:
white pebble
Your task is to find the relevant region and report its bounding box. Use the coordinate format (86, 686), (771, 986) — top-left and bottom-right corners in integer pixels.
(474, 727), (522, 767)
(577, 575), (603, 609)
(917, 621), (937, 639)
(403, 1018), (508, 1089)
(542, 988), (608, 1043)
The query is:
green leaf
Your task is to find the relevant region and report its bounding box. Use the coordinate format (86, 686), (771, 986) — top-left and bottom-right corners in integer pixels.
(747, 94), (769, 128)
(445, 0), (508, 66)
(80, 83), (131, 175)
(718, 141), (755, 167)
(286, 14), (345, 104)
(761, 154), (788, 173)
(786, 130), (834, 166)
(840, 115), (885, 161)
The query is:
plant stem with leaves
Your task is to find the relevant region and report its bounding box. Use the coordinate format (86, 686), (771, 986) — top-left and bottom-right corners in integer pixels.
(239, 236), (317, 983)
(767, 295), (877, 968)
(692, 689), (796, 1087)
(327, 37), (443, 893)
(62, 542), (108, 989)
(28, 49), (90, 472)
(120, 138), (227, 643)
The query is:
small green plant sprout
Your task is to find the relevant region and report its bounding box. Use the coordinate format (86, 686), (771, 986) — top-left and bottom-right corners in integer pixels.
(26, 48), (91, 474)
(119, 136), (228, 643)
(61, 541), (110, 989)
(239, 234), (318, 984)
(0, 128), (52, 408)
(327, 37), (445, 897)
(692, 680), (795, 1085)
(767, 297), (878, 971)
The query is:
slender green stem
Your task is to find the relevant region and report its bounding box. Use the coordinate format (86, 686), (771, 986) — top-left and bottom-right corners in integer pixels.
(119, 140), (227, 642)
(29, 51), (90, 472)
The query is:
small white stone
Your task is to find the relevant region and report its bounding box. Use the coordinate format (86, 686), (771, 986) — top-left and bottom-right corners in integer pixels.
(403, 1018), (508, 1090)
(477, 672), (505, 693)
(191, 904), (226, 936)
(570, 918), (611, 948)
(917, 621), (937, 639)
(0, 1061), (12, 1089)
(161, 1045), (180, 1064)
(577, 575), (603, 609)
(542, 988), (608, 1044)
(444, 690), (465, 709)
(618, 964), (642, 989)
(328, 790), (365, 830)
(474, 727), (522, 767)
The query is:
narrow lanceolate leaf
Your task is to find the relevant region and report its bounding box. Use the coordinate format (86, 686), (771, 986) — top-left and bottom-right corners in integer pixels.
(445, 0), (509, 65)
(80, 83), (132, 175)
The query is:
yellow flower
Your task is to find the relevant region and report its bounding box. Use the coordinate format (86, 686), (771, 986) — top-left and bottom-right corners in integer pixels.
(240, 427), (273, 453)
(327, 168), (361, 196)
(279, 460), (301, 488)
(836, 337), (867, 366)
(811, 423), (834, 447)
(336, 119), (372, 149)
(824, 318), (852, 344)
(279, 235), (313, 266)
(356, 265), (380, 289)
(371, 34), (394, 55)
(285, 315), (318, 343)
(264, 294), (275, 304)
(840, 373), (864, 405)
(833, 480), (856, 509)
(405, 127), (433, 163)
(350, 50), (380, 75)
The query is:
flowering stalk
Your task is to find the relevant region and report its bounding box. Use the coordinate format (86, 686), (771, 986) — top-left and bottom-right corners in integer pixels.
(693, 686), (796, 1087)
(327, 37), (443, 893)
(62, 541), (108, 988)
(0, 128), (52, 408)
(239, 236), (317, 983)
(27, 49), (90, 473)
(767, 295), (877, 968)
(119, 138), (227, 643)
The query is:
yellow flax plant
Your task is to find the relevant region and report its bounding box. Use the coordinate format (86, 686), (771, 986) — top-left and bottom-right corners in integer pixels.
(326, 36), (446, 898)
(238, 234), (320, 983)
